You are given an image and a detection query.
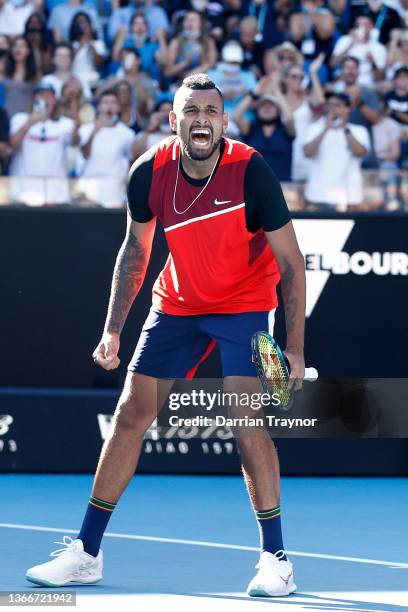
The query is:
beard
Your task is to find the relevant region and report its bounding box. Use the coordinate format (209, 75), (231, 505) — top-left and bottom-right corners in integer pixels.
(181, 130), (223, 161)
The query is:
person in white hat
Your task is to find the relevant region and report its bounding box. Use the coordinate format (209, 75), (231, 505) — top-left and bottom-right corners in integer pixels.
(208, 40), (257, 119)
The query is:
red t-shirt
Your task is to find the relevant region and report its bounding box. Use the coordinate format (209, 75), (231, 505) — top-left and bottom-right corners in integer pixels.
(127, 136), (290, 315)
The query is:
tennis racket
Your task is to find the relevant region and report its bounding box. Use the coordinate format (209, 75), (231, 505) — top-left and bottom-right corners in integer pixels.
(251, 331), (318, 411)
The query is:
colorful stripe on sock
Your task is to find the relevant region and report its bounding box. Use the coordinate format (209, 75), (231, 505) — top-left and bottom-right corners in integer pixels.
(256, 506), (281, 520)
(89, 496), (117, 512)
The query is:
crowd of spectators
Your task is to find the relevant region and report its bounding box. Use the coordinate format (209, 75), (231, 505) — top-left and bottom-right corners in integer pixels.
(0, 0), (406, 210)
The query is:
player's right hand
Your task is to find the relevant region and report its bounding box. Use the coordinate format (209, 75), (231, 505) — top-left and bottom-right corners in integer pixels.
(92, 332), (120, 370)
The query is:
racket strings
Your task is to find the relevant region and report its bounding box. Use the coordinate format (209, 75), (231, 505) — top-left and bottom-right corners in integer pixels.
(256, 334), (292, 408)
(258, 336), (286, 381)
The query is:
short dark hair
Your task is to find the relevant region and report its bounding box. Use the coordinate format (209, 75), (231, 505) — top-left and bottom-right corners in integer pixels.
(353, 12), (373, 27)
(326, 91), (352, 107)
(394, 66), (408, 79)
(343, 56), (360, 68)
(121, 45), (140, 59)
(182, 73), (218, 91)
(98, 88), (118, 102)
(180, 73), (223, 106)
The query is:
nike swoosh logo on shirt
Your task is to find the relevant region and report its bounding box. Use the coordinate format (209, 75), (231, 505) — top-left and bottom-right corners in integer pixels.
(213, 199), (232, 206)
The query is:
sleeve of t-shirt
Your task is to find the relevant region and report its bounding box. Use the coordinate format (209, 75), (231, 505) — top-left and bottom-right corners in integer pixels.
(10, 112), (29, 135)
(244, 152), (291, 233)
(302, 120), (323, 146)
(79, 123), (94, 146)
(349, 124), (370, 150)
(372, 43), (387, 69)
(62, 117), (75, 143)
(126, 148), (155, 222)
(332, 35), (351, 57)
(92, 39), (107, 58)
(122, 126), (136, 158)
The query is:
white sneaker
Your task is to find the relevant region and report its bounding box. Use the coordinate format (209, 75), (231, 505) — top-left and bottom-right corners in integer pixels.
(26, 536), (103, 587)
(247, 550), (297, 597)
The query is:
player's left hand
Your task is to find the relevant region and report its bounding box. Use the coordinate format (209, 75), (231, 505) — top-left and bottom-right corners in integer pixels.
(284, 350), (305, 391)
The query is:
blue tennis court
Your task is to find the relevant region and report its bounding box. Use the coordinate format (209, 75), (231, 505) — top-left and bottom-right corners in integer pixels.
(1, 474), (407, 611)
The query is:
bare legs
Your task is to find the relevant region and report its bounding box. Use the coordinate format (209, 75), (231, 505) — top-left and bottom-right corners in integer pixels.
(224, 376), (280, 511)
(90, 372), (280, 512)
(92, 372), (173, 503)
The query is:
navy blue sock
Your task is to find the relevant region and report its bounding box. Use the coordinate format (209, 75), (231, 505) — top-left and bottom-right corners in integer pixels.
(77, 496), (117, 557)
(256, 506), (287, 560)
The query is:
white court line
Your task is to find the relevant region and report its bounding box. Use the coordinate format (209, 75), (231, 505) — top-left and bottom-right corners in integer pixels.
(1, 522), (408, 569)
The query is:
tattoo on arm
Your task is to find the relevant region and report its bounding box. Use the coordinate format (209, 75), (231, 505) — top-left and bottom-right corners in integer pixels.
(280, 263), (297, 337)
(104, 232), (148, 334)
(280, 259), (305, 349)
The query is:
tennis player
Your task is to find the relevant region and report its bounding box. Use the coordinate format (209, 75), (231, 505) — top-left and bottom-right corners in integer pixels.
(26, 74), (306, 597)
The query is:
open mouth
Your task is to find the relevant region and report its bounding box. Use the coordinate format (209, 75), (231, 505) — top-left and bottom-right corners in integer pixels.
(190, 127), (212, 147)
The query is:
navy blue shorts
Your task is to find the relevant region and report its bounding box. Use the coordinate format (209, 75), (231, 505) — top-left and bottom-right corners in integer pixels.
(128, 308), (276, 379)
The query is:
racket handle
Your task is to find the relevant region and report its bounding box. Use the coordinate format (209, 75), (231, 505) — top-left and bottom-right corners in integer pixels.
(304, 367), (318, 381)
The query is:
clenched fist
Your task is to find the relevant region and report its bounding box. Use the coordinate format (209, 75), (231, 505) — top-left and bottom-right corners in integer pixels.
(92, 332), (121, 370)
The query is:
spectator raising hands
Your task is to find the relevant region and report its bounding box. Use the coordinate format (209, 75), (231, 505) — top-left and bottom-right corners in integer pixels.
(78, 89), (137, 208)
(48, 0), (103, 44)
(303, 92), (370, 211)
(102, 47), (157, 122)
(208, 40), (256, 119)
(108, 0), (170, 45)
(328, 56), (380, 165)
(60, 77), (95, 125)
(289, 0), (335, 81)
(331, 15), (387, 87)
(165, 11), (217, 81)
(112, 12), (167, 80)
(238, 16), (266, 77)
(281, 53), (325, 181)
(24, 12), (53, 75)
(0, 0), (403, 212)
(234, 80), (295, 182)
(373, 96), (403, 211)
(69, 12), (107, 86)
(42, 43), (92, 101)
